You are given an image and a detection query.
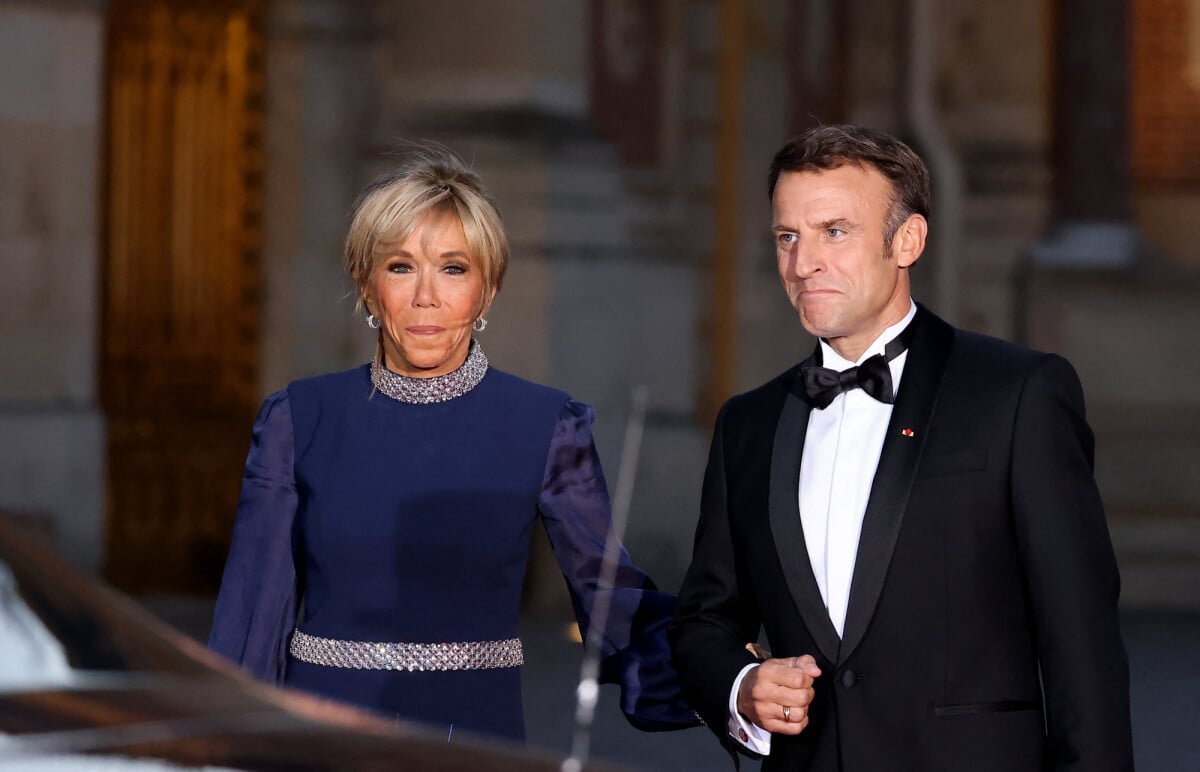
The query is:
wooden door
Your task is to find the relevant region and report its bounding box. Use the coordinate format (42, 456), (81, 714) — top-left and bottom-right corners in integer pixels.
(101, 0), (266, 593)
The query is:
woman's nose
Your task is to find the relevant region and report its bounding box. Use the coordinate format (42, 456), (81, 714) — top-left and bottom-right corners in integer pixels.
(412, 273), (438, 306)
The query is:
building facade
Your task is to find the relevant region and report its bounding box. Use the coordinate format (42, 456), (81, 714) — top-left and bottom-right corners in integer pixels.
(1, 0), (1197, 606)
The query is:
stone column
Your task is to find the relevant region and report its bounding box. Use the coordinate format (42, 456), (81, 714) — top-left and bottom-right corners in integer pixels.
(1021, 0), (1200, 609)
(367, 0), (711, 595)
(0, 2), (106, 572)
(1031, 0), (1143, 267)
(259, 0), (380, 390)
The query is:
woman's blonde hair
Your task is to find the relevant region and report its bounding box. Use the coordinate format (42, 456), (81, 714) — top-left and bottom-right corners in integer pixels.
(345, 143), (508, 314)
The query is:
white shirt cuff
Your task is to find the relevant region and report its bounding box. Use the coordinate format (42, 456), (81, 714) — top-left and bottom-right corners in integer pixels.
(727, 662), (772, 754)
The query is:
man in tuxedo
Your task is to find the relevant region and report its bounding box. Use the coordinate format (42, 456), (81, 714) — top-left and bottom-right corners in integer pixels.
(670, 125), (1134, 771)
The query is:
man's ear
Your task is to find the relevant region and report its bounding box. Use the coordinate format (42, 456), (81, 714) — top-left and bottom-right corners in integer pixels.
(893, 213), (927, 268)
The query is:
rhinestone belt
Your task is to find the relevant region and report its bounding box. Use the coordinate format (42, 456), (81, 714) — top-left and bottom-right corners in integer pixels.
(288, 630), (524, 672)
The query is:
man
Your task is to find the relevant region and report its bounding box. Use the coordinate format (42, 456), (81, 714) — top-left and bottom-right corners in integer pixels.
(670, 125), (1134, 771)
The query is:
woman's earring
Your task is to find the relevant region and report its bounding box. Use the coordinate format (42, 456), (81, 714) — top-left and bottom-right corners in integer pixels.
(472, 317), (488, 333)
(366, 314), (381, 330)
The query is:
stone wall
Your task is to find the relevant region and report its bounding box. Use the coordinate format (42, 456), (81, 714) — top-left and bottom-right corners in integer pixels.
(3, 0), (1195, 608)
(0, 2), (105, 573)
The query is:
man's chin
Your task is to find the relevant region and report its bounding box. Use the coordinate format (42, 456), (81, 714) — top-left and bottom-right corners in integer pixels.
(796, 312), (839, 340)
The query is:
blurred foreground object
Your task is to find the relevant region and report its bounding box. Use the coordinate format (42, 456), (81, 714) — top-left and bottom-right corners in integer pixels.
(0, 512), (624, 772)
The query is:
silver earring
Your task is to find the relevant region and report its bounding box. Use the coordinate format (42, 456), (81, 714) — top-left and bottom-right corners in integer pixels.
(366, 314), (381, 330)
(472, 317), (488, 333)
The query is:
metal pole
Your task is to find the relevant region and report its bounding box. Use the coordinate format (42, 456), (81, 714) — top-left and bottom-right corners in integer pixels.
(562, 385), (650, 772)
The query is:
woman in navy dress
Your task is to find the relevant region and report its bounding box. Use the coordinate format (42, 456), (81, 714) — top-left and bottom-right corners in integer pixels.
(208, 146), (696, 742)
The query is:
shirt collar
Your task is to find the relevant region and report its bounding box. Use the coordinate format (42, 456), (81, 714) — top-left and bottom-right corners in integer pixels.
(819, 300), (918, 371)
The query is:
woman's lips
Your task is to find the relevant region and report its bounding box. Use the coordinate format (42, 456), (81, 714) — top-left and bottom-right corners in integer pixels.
(405, 326), (444, 335)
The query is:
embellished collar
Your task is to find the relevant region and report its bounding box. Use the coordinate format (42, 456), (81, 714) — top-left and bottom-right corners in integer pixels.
(370, 340), (488, 404)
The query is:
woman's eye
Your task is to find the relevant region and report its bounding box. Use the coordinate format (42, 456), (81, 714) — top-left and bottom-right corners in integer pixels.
(444, 263), (468, 275)
(386, 262), (412, 273)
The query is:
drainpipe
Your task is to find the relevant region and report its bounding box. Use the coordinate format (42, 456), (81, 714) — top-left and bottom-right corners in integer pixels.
(905, 0), (964, 323)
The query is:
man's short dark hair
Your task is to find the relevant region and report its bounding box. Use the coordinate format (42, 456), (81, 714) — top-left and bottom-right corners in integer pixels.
(768, 125), (931, 250)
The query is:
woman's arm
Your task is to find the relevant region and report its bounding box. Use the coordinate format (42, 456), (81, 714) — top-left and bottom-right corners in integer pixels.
(208, 389), (301, 685)
(537, 399), (699, 731)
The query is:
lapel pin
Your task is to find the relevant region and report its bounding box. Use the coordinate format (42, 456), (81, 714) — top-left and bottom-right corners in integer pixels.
(901, 428), (915, 437)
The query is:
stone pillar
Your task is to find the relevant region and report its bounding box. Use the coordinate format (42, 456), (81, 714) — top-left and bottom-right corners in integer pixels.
(734, 0), (817, 388)
(366, 0), (712, 596)
(1031, 0), (1143, 267)
(259, 0), (380, 390)
(1021, 0), (1200, 608)
(0, 2), (106, 572)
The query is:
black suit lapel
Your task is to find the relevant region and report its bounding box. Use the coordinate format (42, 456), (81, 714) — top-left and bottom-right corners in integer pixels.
(838, 307), (955, 663)
(769, 354), (842, 665)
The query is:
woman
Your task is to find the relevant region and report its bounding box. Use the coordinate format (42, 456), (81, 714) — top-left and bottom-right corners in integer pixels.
(208, 146), (695, 742)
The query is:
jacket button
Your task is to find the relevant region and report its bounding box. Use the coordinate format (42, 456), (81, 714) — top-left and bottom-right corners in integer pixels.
(839, 669), (857, 688)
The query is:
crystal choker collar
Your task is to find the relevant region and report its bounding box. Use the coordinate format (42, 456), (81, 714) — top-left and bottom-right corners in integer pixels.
(370, 340), (488, 404)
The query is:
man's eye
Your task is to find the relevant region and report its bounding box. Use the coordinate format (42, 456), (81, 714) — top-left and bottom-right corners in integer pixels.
(826, 228), (845, 238)
(777, 233), (797, 246)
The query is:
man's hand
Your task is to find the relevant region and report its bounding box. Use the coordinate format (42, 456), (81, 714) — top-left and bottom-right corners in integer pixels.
(736, 655), (821, 735)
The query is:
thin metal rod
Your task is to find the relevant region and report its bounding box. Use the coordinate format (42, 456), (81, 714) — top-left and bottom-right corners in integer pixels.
(561, 385), (650, 772)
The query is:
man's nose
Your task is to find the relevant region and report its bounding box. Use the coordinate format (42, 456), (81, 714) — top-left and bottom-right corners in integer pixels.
(783, 242), (821, 279)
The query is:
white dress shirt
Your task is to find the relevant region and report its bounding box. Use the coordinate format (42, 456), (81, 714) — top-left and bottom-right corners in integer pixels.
(728, 302), (917, 754)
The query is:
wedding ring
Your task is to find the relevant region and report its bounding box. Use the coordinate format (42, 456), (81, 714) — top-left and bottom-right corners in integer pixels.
(783, 705), (792, 721)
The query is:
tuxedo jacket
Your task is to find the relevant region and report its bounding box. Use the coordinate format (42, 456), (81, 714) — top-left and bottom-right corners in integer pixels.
(670, 306), (1134, 772)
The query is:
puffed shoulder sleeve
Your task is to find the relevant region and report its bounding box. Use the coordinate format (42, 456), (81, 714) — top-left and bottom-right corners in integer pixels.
(208, 389), (300, 685)
(538, 399), (700, 731)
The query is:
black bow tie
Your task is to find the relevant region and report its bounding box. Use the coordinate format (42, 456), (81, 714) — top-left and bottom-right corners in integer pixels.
(799, 321), (917, 409)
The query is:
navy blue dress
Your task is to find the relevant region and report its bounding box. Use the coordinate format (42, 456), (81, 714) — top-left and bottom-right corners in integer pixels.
(208, 363), (694, 741)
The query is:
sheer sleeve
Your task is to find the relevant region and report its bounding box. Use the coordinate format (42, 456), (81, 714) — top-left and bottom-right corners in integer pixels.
(207, 389), (300, 685)
(537, 399), (699, 731)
